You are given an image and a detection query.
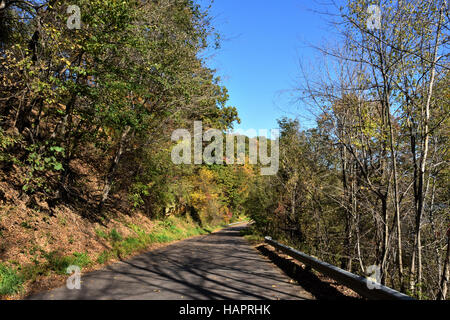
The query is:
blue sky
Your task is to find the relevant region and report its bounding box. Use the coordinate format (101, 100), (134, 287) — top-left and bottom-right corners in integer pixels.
(200, 0), (340, 134)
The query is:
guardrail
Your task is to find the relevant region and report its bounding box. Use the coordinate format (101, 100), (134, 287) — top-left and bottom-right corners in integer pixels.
(228, 221), (251, 226)
(265, 236), (414, 300)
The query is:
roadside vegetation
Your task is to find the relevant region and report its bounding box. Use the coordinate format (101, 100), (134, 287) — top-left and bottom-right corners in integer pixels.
(0, 214), (231, 298)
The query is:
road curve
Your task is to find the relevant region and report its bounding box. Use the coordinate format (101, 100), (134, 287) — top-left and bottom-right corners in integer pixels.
(28, 225), (314, 300)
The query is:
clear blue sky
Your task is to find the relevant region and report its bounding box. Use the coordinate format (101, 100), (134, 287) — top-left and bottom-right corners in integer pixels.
(200, 0), (340, 134)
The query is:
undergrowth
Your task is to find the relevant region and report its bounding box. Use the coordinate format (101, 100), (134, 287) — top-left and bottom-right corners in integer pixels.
(0, 263), (23, 295)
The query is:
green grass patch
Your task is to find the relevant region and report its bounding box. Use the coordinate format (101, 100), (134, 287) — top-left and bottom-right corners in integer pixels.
(20, 221), (33, 229)
(0, 263), (23, 296)
(15, 251), (91, 286)
(240, 226), (264, 244)
(20, 262), (49, 283)
(109, 229), (123, 242)
(243, 234), (264, 245)
(42, 251), (91, 275)
(96, 250), (113, 264)
(95, 228), (108, 239)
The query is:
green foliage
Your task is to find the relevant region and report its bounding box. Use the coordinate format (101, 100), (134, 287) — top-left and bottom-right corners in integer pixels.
(242, 233), (265, 245)
(0, 128), (19, 163)
(95, 229), (108, 239)
(18, 250), (91, 280)
(96, 251), (112, 264)
(42, 251), (91, 275)
(1, 0), (241, 212)
(109, 229), (123, 242)
(0, 263), (23, 296)
(20, 221), (33, 229)
(22, 143), (64, 194)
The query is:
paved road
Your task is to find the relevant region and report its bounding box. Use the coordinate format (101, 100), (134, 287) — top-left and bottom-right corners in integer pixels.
(28, 225), (314, 300)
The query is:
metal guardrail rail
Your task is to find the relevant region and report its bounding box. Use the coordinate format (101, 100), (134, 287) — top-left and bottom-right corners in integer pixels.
(228, 221), (248, 226)
(228, 220), (254, 226)
(265, 236), (415, 300)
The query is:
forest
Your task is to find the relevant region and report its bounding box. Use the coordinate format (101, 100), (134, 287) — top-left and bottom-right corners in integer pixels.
(0, 0), (449, 300)
(247, 0), (449, 300)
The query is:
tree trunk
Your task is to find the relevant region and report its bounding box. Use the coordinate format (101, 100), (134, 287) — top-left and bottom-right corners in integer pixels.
(380, 195), (389, 285)
(409, 3), (444, 297)
(386, 97), (404, 290)
(437, 232), (449, 300)
(98, 126), (131, 211)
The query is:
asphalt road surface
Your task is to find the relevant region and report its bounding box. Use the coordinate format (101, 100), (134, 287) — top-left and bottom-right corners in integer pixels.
(28, 225), (314, 300)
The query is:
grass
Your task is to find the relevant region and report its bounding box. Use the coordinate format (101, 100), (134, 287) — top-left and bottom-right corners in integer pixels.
(109, 229), (123, 242)
(96, 216), (222, 264)
(42, 251), (91, 275)
(95, 228), (108, 239)
(19, 251), (92, 284)
(0, 263), (24, 296)
(96, 250), (113, 264)
(243, 234), (264, 244)
(20, 221), (33, 229)
(240, 226), (264, 245)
